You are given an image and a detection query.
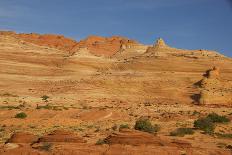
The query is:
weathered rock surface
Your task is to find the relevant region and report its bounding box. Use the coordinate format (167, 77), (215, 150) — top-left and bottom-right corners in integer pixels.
(38, 130), (86, 143)
(7, 132), (38, 143)
(198, 66), (232, 105)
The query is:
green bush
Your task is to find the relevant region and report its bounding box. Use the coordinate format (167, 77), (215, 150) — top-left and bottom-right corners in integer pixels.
(206, 113), (230, 123)
(134, 118), (159, 133)
(194, 117), (215, 134)
(15, 112), (27, 119)
(119, 124), (129, 130)
(170, 128), (194, 137)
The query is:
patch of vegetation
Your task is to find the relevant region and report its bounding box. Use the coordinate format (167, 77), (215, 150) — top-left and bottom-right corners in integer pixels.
(206, 113), (230, 123)
(134, 118), (159, 133)
(69, 126), (84, 132)
(0, 105), (20, 110)
(119, 124), (129, 130)
(192, 110), (200, 116)
(41, 95), (49, 102)
(170, 128), (194, 137)
(1, 92), (18, 97)
(144, 101), (152, 106)
(194, 117), (215, 134)
(0, 127), (5, 132)
(96, 139), (107, 145)
(217, 142), (227, 148)
(15, 112), (27, 119)
(36, 104), (52, 110)
(39, 142), (52, 151)
(215, 133), (232, 139)
(36, 104), (67, 111)
(193, 113), (230, 134)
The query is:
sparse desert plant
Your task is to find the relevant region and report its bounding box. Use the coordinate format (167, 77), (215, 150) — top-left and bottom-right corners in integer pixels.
(215, 133), (232, 139)
(170, 128), (194, 137)
(0, 127), (5, 132)
(119, 124), (129, 130)
(0, 105), (20, 110)
(134, 118), (159, 133)
(96, 139), (107, 145)
(192, 110), (200, 116)
(41, 95), (49, 102)
(36, 104), (52, 110)
(39, 142), (52, 151)
(1, 92), (18, 97)
(144, 101), (152, 106)
(15, 112), (27, 119)
(206, 113), (230, 123)
(194, 117), (215, 134)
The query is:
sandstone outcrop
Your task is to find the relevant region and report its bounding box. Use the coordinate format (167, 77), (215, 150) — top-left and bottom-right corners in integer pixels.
(71, 35), (138, 57)
(38, 130), (86, 143)
(145, 38), (224, 58)
(0, 31), (139, 57)
(105, 129), (192, 148)
(198, 66), (232, 105)
(7, 132), (38, 143)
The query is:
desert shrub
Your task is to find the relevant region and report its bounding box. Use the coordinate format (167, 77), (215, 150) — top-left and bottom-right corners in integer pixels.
(192, 110), (200, 116)
(2, 92), (18, 97)
(0, 105), (20, 110)
(40, 142), (52, 151)
(215, 133), (232, 139)
(119, 124), (129, 130)
(206, 113), (230, 123)
(41, 95), (49, 101)
(134, 118), (159, 133)
(170, 128), (194, 137)
(96, 139), (107, 145)
(15, 112), (27, 119)
(194, 117), (215, 134)
(36, 104), (52, 110)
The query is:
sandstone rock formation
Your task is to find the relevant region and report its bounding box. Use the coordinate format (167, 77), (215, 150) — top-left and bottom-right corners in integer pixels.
(7, 132), (38, 143)
(38, 130), (86, 143)
(145, 38), (224, 58)
(71, 35), (138, 57)
(0, 31), (139, 57)
(198, 66), (232, 105)
(0, 31), (232, 155)
(105, 128), (192, 147)
(153, 38), (168, 49)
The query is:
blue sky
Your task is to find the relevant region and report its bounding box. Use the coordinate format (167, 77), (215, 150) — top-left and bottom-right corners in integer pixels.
(0, 0), (232, 57)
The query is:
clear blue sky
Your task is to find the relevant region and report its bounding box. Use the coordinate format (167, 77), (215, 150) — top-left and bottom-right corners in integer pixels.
(0, 0), (232, 57)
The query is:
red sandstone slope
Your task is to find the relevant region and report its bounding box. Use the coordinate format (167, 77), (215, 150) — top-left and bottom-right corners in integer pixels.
(0, 31), (77, 52)
(0, 31), (138, 56)
(70, 35), (138, 56)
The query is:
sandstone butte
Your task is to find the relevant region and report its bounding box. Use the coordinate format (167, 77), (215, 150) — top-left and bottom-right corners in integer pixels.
(0, 31), (232, 155)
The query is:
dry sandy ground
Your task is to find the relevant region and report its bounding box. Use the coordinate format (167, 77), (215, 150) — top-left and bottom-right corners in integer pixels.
(0, 33), (232, 154)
